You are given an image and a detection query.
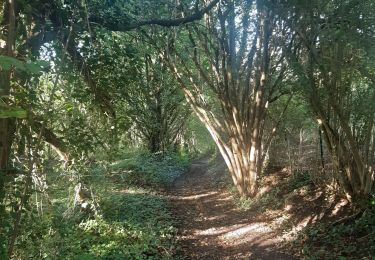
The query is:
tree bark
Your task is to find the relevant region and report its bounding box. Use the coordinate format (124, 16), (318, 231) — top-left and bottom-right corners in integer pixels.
(158, 0), (286, 198)
(0, 0), (16, 256)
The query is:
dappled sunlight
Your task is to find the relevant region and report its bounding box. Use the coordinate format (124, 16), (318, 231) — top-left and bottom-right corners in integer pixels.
(270, 213), (291, 227)
(169, 155), (362, 258)
(196, 227), (222, 236)
(215, 196), (233, 202)
(221, 223), (273, 239)
(4, 0), (374, 258)
(168, 143), (364, 259)
(330, 199), (349, 216)
(169, 158), (295, 259)
(173, 191), (218, 200)
(305, 190), (324, 202)
(191, 223), (260, 237)
(115, 188), (148, 194)
(258, 186), (273, 196)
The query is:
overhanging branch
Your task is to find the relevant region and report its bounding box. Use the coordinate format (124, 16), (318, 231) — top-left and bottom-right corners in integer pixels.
(90, 0), (219, 31)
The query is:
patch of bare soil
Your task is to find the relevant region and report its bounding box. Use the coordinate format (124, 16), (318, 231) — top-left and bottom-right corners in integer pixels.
(168, 158), (296, 259)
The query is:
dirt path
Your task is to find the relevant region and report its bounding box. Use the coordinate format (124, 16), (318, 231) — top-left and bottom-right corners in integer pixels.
(169, 158), (295, 260)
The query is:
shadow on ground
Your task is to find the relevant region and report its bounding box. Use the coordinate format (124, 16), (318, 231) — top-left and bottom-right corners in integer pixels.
(168, 159), (296, 260)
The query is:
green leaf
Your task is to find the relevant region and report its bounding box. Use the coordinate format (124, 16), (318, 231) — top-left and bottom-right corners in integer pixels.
(25, 60), (49, 74)
(0, 55), (49, 74)
(0, 55), (26, 71)
(0, 106), (27, 118)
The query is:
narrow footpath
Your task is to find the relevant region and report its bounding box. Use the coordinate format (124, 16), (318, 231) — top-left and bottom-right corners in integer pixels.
(169, 158), (295, 260)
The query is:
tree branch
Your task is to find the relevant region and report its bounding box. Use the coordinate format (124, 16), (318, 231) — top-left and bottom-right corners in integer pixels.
(90, 0), (219, 31)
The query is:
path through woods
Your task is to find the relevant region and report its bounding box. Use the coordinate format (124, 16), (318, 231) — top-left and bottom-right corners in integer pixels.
(169, 158), (296, 259)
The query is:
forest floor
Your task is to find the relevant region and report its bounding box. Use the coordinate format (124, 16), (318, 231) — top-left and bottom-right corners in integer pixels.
(168, 157), (297, 260)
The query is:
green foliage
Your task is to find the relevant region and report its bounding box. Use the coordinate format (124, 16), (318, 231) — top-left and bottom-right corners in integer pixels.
(0, 55), (48, 74)
(231, 187), (284, 212)
(277, 0), (375, 197)
(110, 151), (189, 189)
(214, 167), (284, 212)
(14, 201), (176, 259)
(2, 0), (375, 259)
(287, 171), (314, 191)
(9, 151), (186, 259)
(292, 204), (375, 259)
(0, 105), (26, 119)
(185, 115), (216, 155)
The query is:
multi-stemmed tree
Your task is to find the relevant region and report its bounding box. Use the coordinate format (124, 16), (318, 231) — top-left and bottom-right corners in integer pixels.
(161, 0), (293, 197)
(279, 0), (375, 200)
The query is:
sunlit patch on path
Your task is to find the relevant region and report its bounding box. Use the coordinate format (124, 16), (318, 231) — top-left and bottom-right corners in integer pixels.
(221, 223), (272, 239)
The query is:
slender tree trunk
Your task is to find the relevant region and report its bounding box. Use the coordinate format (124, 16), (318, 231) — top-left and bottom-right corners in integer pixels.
(298, 129), (303, 171)
(0, 0), (16, 173)
(0, 0), (16, 256)
(319, 127), (325, 171)
(159, 0), (282, 198)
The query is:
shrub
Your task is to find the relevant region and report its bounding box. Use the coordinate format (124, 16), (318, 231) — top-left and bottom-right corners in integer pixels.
(110, 151), (189, 189)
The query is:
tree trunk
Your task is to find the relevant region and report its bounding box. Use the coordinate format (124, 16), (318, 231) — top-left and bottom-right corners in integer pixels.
(0, 0), (16, 256)
(319, 127), (325, 171)
(159, 0), (282, 198)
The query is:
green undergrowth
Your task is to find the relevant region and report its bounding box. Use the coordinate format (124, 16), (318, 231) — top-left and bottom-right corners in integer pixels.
(205, 157), (284, 212)
(286, 171), (315, 191)
(231, 186), (284, 212)
(12, 151), (189, 259)
(222, 165), (375, 259)
(204, 157), (375, 259)
(291, 199), (375, 259)
(109, 151), (189, 189)
(226, 170), (314, 212)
